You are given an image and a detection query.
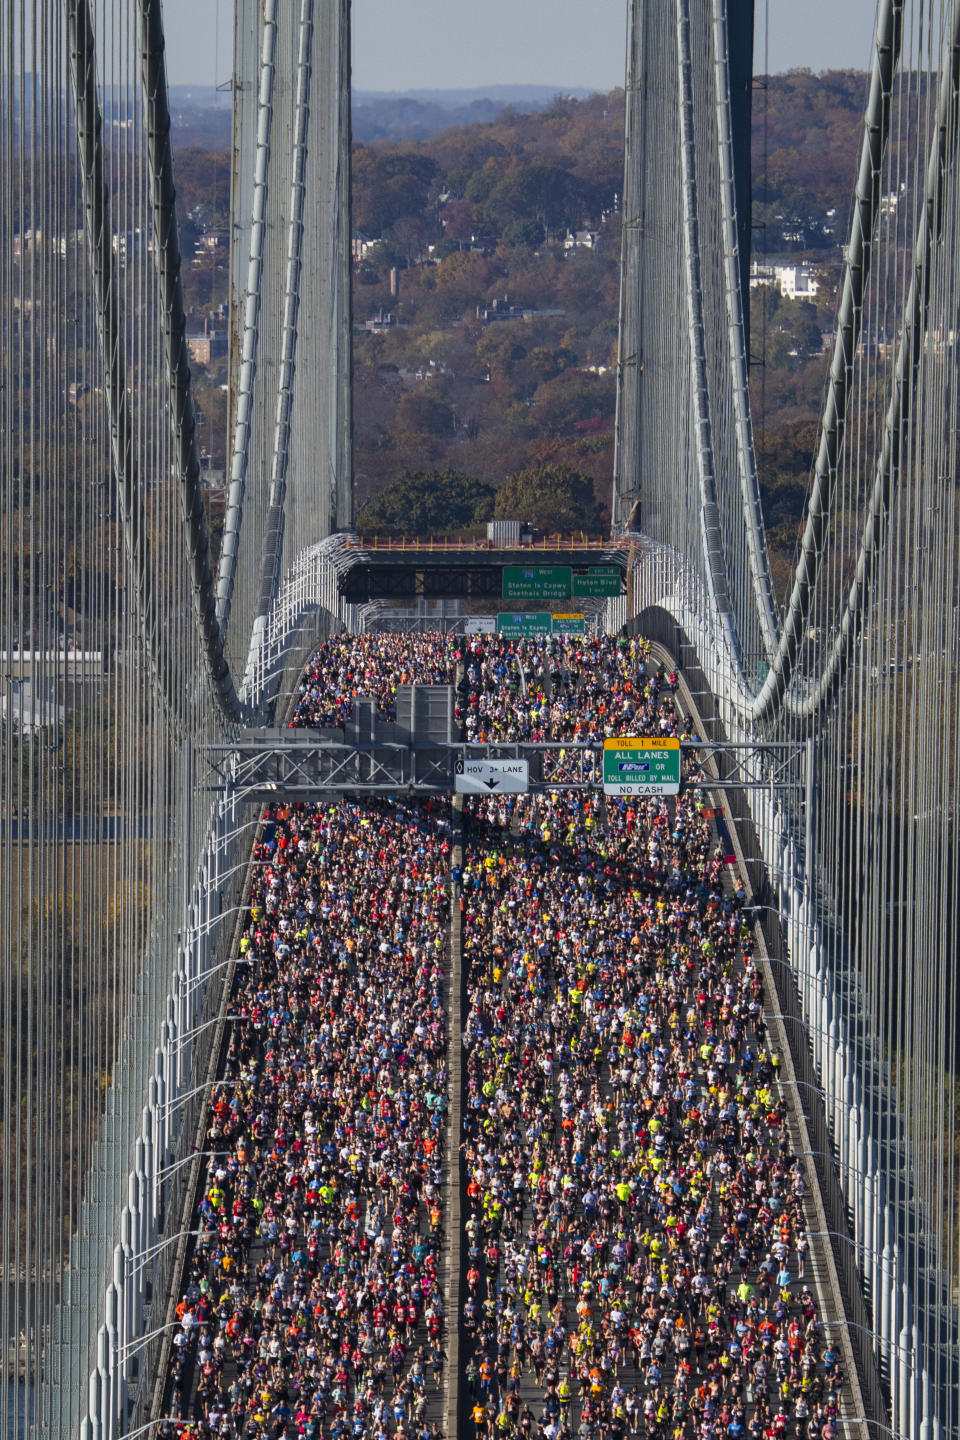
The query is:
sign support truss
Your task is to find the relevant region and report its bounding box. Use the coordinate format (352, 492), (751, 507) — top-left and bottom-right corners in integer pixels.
(204, 734), (806, 802)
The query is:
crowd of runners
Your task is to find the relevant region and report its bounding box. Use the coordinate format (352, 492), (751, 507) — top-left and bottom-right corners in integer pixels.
(163, 631), (844, 1440)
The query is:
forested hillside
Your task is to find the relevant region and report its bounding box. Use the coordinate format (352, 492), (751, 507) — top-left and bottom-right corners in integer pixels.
(173, 70), (869, 578)
(352, 85), (597, 142)
(348, 91), (625, 533)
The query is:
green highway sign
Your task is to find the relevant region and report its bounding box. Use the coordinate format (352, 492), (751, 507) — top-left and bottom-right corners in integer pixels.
(496, 611), (553, 637)
(502, 565), (573, 600)
(551, 613), (587, 635)
(603, 736), (681, 796)
(572, 567), (623, 597)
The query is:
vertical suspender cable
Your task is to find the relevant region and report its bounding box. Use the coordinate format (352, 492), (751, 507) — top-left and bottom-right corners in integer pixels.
(612, 0), (647, 532)
(136, 0), (243, 722)
(66, 0), (191, 731)
(710, 0), (780, 661)
(217, 0), (278, 639)
(675, 0), (748, 691)
(244, 0), (314, 696)
(773, 0), (960, 721)
(746, 1), (903, 720)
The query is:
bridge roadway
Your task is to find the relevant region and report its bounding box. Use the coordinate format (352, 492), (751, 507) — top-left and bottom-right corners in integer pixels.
(156, 631), (864, 1440)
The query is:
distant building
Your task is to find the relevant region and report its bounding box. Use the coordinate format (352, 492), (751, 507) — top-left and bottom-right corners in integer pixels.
(200, 461), (226, 489)
(475, 297), (567, 324)
(749, 261), (820, 300)
(13, 229), (70, 260)
(778, 265), (820, 300)
(396, 359), (453, 386)
(0, 649), (106, 685)
(563, 228), (600, 251)
(880, 183), (906, 218)
(352, 232), (378, 262)
(186, 320), (227, 366)
(111, 228), (146, 268)
(363, 309), (397, 332)
(749, 263), (776, 289)
(476, 298), (525, 323)
(0, 650), (106, 716)
(0, 682), (65, 737)
(192, 232), (225, 264)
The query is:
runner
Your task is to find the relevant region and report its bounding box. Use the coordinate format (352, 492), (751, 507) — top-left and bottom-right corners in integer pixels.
(166, 633), (838, 1440)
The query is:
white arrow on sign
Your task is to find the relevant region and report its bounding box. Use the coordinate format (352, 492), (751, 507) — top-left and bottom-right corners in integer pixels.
(454, 759), (530, 794)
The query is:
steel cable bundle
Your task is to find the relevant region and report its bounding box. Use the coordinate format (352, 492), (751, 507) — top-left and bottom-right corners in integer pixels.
(614, 0), (960, 1432)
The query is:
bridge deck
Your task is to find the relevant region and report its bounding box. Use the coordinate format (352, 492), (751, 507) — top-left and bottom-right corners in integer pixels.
(157, 633), (866, 1440)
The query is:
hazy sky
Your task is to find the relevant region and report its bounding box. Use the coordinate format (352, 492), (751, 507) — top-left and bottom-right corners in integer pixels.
(162, 0), (879, 92)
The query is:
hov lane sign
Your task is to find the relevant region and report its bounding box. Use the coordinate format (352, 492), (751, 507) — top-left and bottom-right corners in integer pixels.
(454, 758), (530, 794)
(603, 736), (681, 796)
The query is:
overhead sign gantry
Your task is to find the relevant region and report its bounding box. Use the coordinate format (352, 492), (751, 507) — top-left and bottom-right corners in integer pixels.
(454, 758), (530, 794)
(602, 737), (682, 796)
(334, 539), (628, 603)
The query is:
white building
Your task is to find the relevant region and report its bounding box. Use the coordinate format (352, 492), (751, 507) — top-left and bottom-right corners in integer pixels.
(749, 261), (820, 300)
(564, 229), (600, 251)
(1, 682), (65, 736)
(880, 183), (906, 218)
(778, 265), (820, 300)
(352, 232), (378, 262)
(749, 263), (777, 289)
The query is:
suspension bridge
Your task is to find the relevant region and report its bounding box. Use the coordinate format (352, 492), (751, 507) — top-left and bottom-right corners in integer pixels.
(1, 0), (958, 1436)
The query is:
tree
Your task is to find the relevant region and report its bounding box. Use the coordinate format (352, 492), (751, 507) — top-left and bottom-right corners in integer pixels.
(432, 236), (464, 261)
(366, 237), (413, 274)
(352, 146), (439, 237)
(755, 417), (818, 528)
(441, 197), (474, 242)
(502, 219), (545, 249)
(434, 250), (503, 309)
(493, 464), (603, 533)
(476, 160), (587, 236)
(476, 329), (528, 386)
(344, 75), (864, 525)
(356, 468), (494, 535)
(173, 148), (232, 228)
(532, 371), (616, 435)
(394, 388), (456, 438)
(528, 344), (577, 383)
